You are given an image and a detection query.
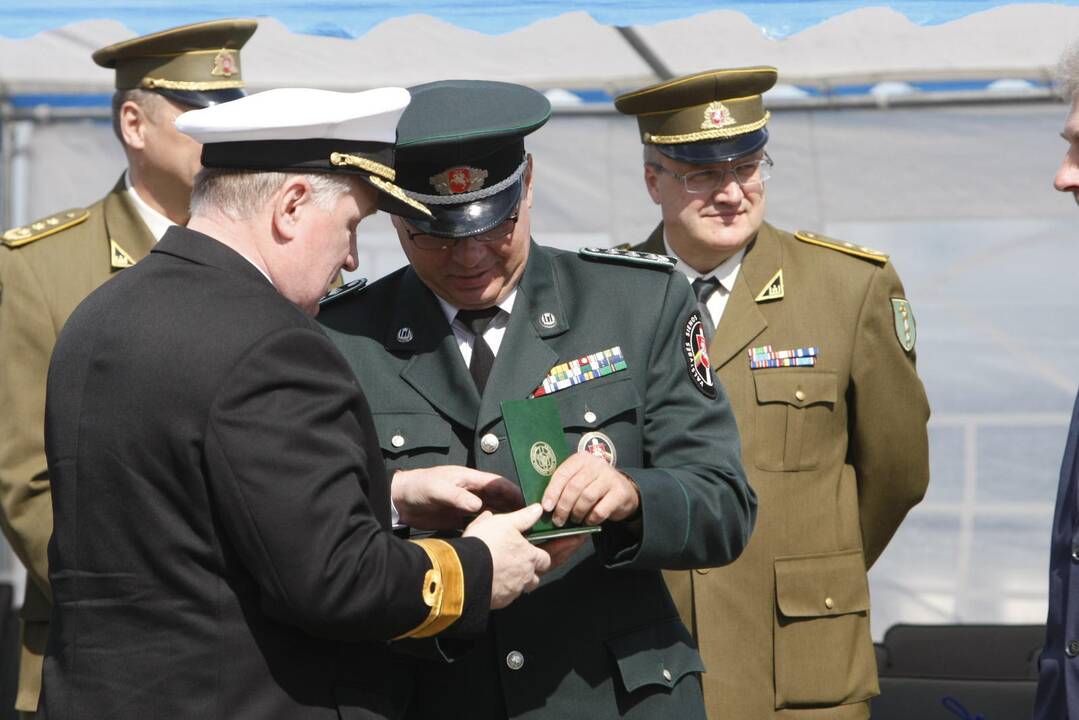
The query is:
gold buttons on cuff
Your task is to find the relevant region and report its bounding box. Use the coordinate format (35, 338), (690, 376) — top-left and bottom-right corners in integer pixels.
(506, 650), (525, 670)
(794, 389), (806, 402)
(824, 597), (834, 610)
(391, 434), (405, 449)
(480, 433), (500, 454)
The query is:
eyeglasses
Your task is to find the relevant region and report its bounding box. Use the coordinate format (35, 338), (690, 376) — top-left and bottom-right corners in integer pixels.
(648, 153), (774, 194)
(404, 213), (520, 252)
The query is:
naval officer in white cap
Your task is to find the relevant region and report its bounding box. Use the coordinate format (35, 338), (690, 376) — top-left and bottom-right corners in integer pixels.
(40, 88), (554, 720)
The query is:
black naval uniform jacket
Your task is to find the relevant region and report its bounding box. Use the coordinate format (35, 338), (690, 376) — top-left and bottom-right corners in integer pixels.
(319, 241), (756, 720)
(41, 227), (491, 720)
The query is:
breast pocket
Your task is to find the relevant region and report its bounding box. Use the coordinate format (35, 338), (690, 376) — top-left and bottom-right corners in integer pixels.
(555, 377), (642, 467)
(752, 370), (837, 472)
(371, 412), (453, 470)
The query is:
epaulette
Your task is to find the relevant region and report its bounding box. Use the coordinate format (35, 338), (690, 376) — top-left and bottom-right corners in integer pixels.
(578, 246), (676, 271)
(794, 230), (888, 265)
(319, 277), (368, 306)
(2, 208), (90, 249)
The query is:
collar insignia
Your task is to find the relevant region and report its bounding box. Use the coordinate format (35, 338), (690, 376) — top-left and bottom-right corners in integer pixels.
(755, 269), (784, 303)
(109, 238), (135, 270)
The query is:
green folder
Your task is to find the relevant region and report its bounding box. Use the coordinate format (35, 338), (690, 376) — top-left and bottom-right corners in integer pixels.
(500, 397), (602, 543)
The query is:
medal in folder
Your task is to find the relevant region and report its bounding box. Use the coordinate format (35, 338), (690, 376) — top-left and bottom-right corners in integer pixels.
(500, 397), (602, 543)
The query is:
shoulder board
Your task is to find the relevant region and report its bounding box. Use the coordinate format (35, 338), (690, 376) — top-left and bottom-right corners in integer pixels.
(2, 208), (90, 249)
(794, 230), (888, 265)
(319, 277), (368, 306)
(578, 246), (675, 271)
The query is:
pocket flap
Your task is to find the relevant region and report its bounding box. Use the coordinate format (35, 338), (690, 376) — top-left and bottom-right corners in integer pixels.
(754, 370), (837, 407)
(775, 549), (869, 619)
(606, 618), (705, 694)
(556, 376), (642, 429)
(371, 412), (451, 454)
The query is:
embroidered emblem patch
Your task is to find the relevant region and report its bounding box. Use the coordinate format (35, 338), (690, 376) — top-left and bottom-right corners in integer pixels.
(755, 269), (784, 303)
(748, 345), (818, 369)
(578, 431), (617, 467)
(891, 298), (916, 352)
(530, 441), (558, 476)
(701, 101), (736, 129)
(211, 49), (238, 77)
(683, 312), (717, 398)
(532, 347), (628, 398)
(429, 166), (489, 195)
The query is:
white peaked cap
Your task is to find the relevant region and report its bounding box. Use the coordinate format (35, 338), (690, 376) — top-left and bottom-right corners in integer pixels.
(176, 87), (431, 219)
(175, 87), (410, 144)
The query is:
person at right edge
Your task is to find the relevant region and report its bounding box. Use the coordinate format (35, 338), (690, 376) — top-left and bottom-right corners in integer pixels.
(615, 66), (931, 719)
(1035, 40), (1079, 720)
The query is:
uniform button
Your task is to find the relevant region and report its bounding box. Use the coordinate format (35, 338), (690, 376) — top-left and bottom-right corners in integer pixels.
(390, 434), (405, 449)
(480, 434), (500, 454)
(506, 650), (525, 670)
(794, 389), (806, 402)
(662, 668), (672, 682)
(824, 597), (835, 610)
(584, 410), (597, 424)
(1072, 546), (1079, 562)
(1068, 640), (1079, 658)
(694, 568), (711, 576)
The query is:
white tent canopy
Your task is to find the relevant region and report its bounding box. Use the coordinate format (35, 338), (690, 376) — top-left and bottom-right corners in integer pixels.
(2, 6), (1079, 96)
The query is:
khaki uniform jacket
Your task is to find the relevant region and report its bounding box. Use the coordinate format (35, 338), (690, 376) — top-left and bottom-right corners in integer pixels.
(320, 241), (757, 720)
(0, 179), (154, 712)
(636, 222), (930, 719)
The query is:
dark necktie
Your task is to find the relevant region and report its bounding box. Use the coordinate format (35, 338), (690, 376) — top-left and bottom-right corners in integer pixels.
(457, 306), (502, 394)
(691, 277), (721, 341)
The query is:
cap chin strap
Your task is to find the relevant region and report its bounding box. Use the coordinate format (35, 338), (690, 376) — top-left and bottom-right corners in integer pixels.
(405, 158), (528, 205)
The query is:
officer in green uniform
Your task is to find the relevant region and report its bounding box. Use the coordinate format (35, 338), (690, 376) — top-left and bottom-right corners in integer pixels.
(0, 19), (256, 717)
(615, 67), (931, 719)
(319, 79), (756, 720)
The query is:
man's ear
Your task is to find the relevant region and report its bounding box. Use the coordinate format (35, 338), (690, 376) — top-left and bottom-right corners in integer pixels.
(119, 101), (148, 151)
(643, 163), (663, 205)
(523, 154), (535, 209)
(271, 176), (314, 242)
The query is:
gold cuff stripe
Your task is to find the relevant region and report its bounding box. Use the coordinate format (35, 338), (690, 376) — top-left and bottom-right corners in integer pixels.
(329, 152), (396, 181)
(395, 539), (466, 639)
(366, 176), (434, 218)
(141, 78), (244, 91)
(646, 112), (770, 145)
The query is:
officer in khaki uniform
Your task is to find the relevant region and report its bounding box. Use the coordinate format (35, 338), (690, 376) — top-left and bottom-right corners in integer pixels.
(616, 67), (931, 719)
(0, 19), (255, 716)
(320, 80), (757, 720)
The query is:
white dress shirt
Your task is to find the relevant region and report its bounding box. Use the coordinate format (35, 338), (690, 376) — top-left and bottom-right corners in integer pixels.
(664, 234), (745, 328)
(437, 288), (518, 367)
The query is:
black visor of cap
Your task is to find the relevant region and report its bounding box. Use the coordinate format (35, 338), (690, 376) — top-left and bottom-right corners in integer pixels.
(656, 127), (769, 165)
(405, 178), (523, 239)
(154, 87), (246, 109)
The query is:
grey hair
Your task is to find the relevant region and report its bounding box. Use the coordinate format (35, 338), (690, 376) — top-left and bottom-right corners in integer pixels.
(1056, 40), (1079, 101)
(189, 168), (359, 221)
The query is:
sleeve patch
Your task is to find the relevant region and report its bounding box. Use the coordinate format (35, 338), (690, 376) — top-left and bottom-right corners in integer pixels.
(794, 230), (888, 265)
(682, 311), (717, 399)
(578, 246), (676, 271)
(2, 208), (89, 248)
(891, 298), (916, 352)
